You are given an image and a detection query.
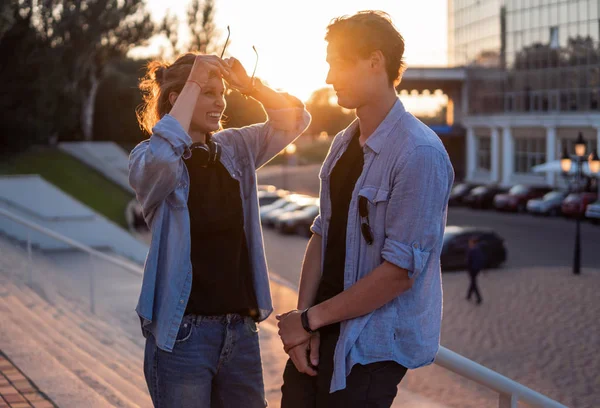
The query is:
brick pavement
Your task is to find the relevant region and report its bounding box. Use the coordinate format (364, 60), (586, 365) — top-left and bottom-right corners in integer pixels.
(0, 352), (56, 408)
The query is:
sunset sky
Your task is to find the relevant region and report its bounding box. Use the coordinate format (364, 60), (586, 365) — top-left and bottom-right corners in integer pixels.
(134, 0), (449, 114)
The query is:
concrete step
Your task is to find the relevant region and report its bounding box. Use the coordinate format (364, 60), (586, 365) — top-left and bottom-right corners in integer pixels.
(0, 285), (150, 407)
(3, 279), (147, 395)
(0, 300), (118, 408)
(9, 277), (145, 376)
(0, 248), (146, 362)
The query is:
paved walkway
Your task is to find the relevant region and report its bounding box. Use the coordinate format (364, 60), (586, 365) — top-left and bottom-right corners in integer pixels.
(0, 352), (55, 408)
(2, 233), (597, 407)
(266, 266), (599, 408)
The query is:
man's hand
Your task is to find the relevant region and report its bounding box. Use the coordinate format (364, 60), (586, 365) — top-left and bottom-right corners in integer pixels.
(277, 310), (311, 352)
(287, 333), (320, 376)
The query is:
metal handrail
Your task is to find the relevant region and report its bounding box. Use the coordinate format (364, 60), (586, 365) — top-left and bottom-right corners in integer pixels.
(0, 207), (569, 407)
(0, 207), (143, 276)
(435, 347), (568, 407)
(0, 207), (143, 314)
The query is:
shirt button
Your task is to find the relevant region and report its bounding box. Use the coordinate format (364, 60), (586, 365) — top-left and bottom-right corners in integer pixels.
(180, 299), (184, 304)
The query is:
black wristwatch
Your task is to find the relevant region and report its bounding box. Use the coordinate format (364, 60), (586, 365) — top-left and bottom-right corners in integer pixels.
(301, 308), (316, 334)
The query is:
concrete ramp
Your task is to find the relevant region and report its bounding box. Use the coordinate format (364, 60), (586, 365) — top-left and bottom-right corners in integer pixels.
(0, 175), (148, 264)
(59, 141), (133, 194)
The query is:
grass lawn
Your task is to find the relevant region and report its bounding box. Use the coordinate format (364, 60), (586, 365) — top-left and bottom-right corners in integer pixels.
(0, 147), (133, 228)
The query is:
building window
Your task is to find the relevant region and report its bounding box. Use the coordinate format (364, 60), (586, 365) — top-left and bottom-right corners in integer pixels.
(550, 26), (559, 49)
(514, 137), (547, 174)
(477, 136), (492, 171)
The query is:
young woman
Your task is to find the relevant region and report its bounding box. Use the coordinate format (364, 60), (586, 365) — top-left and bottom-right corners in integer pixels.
(130, 52), (310, 407)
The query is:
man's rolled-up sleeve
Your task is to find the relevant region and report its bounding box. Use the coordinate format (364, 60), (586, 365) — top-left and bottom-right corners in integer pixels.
(310, 213), (322, 236)
(381, 146), (452, 280)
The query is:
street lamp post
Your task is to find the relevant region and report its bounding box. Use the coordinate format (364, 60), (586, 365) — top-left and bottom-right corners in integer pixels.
(560, 132), (600, 275)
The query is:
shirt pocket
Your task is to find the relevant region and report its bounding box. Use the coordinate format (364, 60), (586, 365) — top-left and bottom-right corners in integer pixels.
(165, 182), (188, 210)
(358, 186), (390, 242)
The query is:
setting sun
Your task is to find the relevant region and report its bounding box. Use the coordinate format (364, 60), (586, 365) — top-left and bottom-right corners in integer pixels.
(134, 0), (448, 115)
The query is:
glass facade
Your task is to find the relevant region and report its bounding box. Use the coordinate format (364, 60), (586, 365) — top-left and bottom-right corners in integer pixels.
(449, 0), (600, 114)
(448, 0), (504, 67)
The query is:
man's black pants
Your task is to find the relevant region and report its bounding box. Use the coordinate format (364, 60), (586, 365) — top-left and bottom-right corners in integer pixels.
(280, 324), (407, 408)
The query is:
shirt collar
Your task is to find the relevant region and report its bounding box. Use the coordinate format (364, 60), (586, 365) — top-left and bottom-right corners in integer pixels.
(364, 98), (406, 154)
(337, 97), (407, 154)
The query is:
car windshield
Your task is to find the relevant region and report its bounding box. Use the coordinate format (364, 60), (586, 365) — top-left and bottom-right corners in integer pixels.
(509, 185), (528, 195)
(543, 192), (563, 201)
(564, 194), (579, 202)
(281, 203), (301, 211)
(471, 186), (487, 194)
(443, 231), (459, 246)
(301, 205), (319, 216)
(452, 184), (470, 194)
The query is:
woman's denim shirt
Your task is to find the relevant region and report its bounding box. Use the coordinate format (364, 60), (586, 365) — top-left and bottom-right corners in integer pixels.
(129, 104), (311, 352)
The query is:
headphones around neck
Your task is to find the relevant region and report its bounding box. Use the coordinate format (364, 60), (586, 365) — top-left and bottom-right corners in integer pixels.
(189, 138), (221, 168)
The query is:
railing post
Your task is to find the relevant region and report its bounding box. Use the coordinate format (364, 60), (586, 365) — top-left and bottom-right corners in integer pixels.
(89, 253), (96, 315)
(26, 230), (33, 286)
(499, 393), (518, 408)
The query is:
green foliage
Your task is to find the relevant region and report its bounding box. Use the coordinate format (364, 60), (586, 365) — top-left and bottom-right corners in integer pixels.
(93, 59), (149, 148)
(0, 0), (157, 152)
(0, 148), (133, 227)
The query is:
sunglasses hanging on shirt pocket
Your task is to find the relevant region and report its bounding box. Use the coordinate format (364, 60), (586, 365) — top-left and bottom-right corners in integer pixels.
(358, 195), (374, 245)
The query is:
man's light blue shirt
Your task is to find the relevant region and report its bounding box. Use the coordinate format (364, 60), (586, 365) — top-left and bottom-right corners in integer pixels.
(310, 98), (454, 392)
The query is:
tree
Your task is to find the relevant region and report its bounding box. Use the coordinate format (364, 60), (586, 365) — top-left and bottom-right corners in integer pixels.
(0, 1), (16, 41)
(93, 58), (149, 148)
(1, 0), (157, 151)
(162, 0), (220, 56)
(36, 0), (156, 141)
(0, 1), (62, 153)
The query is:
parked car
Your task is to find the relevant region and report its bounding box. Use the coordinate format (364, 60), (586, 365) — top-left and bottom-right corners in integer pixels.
(275, 203), (320, 236)
(585, 200), (600, 224)
(463, 185), (507, 209)
(526, 190), (568, 216)
(561, 192), (598, 218)
(448, 183), (477, 206)
(493, 184), (553, 212)
(257, 184), (277, 192)
(258, 189), (289, 207)
(441, 226), (507, 271)
(261, 194), (316, 227)
(260, 193), (308, 219)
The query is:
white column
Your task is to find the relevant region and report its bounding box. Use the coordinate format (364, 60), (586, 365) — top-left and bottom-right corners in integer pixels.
(546, 126), (557, 187)
(491, 128), (500, 183)
(502, 127), (513, 187)
(466, 127), (477, 181)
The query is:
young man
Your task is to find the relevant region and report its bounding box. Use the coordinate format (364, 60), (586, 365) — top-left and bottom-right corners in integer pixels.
(276, 11), (455, 407)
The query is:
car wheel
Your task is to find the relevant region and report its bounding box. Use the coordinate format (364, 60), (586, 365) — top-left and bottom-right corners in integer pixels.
(517, 203), (526, 213)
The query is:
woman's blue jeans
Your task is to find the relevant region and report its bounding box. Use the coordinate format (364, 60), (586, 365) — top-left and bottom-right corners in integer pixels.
(144, 314), (266, 408)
